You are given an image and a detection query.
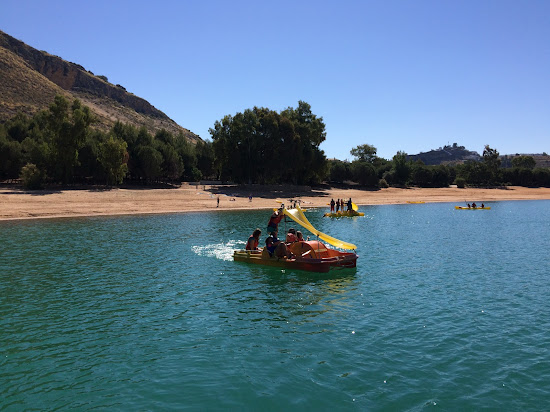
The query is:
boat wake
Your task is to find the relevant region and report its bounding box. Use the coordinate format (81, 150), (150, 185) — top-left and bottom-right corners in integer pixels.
(191, 240), (242, 261)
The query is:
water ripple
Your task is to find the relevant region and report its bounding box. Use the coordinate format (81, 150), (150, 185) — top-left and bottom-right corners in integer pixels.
(1, 201), (550, 409)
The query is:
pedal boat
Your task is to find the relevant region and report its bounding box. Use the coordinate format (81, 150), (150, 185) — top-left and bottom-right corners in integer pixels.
(323, 210), (364, 217)
(233, 240), (357, 273)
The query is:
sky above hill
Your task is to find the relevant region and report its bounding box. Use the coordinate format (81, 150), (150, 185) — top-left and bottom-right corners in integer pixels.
(1, 0), (549, 160)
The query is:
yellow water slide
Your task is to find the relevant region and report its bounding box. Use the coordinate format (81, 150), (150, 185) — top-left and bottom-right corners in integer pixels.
(283, 205), (357, 250)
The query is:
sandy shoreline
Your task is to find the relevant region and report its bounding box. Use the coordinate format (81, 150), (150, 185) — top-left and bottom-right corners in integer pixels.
(1, 184), (550, 221)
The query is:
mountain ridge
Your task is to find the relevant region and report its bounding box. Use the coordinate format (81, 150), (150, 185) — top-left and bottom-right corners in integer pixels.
(0, 29), (201, 143)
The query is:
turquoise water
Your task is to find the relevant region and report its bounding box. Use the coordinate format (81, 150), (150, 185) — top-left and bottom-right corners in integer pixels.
(1, 200), (550, 410)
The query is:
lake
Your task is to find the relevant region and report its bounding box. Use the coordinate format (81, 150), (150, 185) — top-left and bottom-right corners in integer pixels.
(1, 200), (550, 410)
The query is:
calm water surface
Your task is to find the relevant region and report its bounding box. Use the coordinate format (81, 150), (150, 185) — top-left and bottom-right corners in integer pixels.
(1, 200), (550, 410)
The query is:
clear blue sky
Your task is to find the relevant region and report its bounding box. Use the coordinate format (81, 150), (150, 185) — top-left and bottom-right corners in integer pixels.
(1, 0), (549, 160)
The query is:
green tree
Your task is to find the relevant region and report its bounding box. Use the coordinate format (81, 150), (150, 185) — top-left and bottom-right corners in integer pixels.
(482, 145), (501, 184)
(47, 95), (95, 183)
(410, 161), (432, 187)
(156, 141), (183, 180)
(112, 122), (140, 179)
(517, 168), (534, 186)
(392, 151), (410, 185)
(457, 161), (490, 186)
(0, 135), (23, 179)
(511, 155), (536, 169)
(281, 101), (327, 184)
(154, 129), (174, 146)
(135, 145), (163, 182)
(5, 113), (31, 143)
(210, 101), (327, 185)
(174, 132), (197, 180)
(350, 160), (378, 186)
(98, 137), (129, 185)
(76, 130), (106, 182)
(328, 159), (350, 183)
(210, 115), (234, 182)
(195, 140), (215, 179)
(533, 168), (550, 187)
(20, 163), (44, 189)
(454, 176), (466, 188)
(350, 144), (378, 163)
(112, 121), (139, 148)
(376, 159), (392, 179)
(21, 136), (50, 175)
(432, 165), (451, 187)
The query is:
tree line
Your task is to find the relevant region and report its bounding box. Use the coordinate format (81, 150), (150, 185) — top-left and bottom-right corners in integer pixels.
(209, 101), (327, 185)
(329, 144), (550, 188)
(1, 95), (549, 189)
(0, 95), (215, 188)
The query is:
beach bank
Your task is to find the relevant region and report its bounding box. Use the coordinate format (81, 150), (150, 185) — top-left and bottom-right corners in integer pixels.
(1, 184), (550, 221)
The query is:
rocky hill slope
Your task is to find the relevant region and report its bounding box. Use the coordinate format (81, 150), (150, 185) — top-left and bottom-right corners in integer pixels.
(407, 143), (481, 165)
(407, 143), (549, 168)
(0, 30), (201, 143)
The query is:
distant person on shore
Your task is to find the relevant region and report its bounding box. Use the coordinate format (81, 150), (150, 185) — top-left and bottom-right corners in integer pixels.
(330, 199), (335, 212)
(249, 194), (252, 202)
(246, 229), (261, 250)
(347, 198), (352, 211)
(335, 199), (340, 212)
(217, 196), (220, 207)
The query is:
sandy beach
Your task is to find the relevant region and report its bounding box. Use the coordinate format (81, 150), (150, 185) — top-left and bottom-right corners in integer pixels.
(1, 184), (550, 221)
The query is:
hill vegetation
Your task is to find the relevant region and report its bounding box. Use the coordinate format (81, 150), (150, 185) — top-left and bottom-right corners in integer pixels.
(0, 94), (213, 187)
(0, 29), (200, 143)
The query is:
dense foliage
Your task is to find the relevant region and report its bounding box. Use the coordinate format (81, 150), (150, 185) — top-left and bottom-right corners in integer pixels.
(0, 95), (215, 185)
(1, 96), (549, 189)
(333, 143), (550, 188)
(209, 101), (327, 185)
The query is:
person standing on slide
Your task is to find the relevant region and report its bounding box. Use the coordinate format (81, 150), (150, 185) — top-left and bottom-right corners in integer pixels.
(267, 207), (284, 235)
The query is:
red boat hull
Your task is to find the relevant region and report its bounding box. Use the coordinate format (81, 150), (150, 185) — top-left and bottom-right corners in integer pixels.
(233, 241), (358, 273)
(233, 250), (332, 273)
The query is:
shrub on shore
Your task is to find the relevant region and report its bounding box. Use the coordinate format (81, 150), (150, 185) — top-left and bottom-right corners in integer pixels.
(455, 177), (466, 188)
(20, 163), (43, 190)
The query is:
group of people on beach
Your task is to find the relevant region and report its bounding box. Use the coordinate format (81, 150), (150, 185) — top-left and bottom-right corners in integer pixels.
(245, 207), (307, 259)
(330, 198), (353, 212)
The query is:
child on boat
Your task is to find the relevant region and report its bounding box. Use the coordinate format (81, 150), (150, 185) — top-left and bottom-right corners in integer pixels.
(246, 229), (262, 250)
(286, 228), (297, 243)
(264, 234), (293, 259)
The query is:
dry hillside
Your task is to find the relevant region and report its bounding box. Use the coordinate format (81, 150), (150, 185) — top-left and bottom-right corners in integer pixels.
(0, 30), (201, 143)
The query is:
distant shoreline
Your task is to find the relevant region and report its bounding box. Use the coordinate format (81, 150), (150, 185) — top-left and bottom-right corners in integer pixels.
(1, 184), (550, 221)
